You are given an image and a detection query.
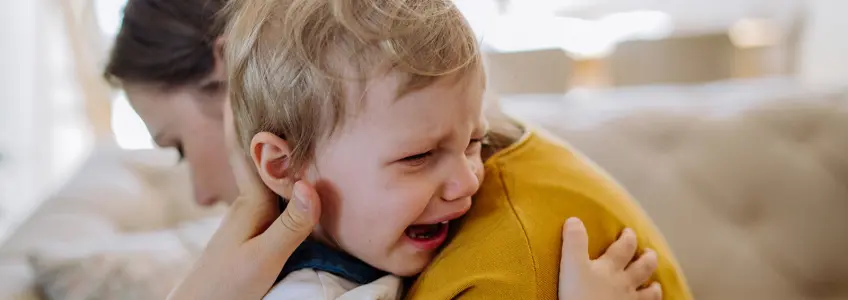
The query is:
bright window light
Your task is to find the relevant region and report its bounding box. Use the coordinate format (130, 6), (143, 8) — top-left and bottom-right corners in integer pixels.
(95, 0), (151, 150)
(601, 10), (674, 41)
(94, 0), (127, 36)
(728, 18), (781, 48)
(454, 0), (499, 42)
(470, 7), (673, 58)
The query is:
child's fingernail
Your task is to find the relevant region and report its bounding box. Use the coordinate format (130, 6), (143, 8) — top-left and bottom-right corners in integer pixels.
(566, 217), (583, 227)
(293, 184), (309, 213)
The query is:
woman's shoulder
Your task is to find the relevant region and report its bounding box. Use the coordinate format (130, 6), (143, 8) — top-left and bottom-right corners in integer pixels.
(482, 128), (663, 253)
(485, 129), (637, 218)
(411, 127), (691, 300)
(479, 128), (693, 300)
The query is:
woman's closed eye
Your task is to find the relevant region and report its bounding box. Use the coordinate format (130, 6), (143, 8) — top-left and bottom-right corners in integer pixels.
(176, 143), (186, 161)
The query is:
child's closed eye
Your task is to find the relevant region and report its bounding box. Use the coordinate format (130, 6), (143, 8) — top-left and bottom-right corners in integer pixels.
(400, 151), (432, 167)
(466, 135), (486, 154)
(399, 135), (486, 167)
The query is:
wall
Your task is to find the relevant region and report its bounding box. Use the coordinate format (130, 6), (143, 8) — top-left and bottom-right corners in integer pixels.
(0, 0), (94, 242)
(798, 0), (848, 90)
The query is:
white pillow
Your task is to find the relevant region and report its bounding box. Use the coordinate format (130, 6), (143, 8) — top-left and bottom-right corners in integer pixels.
(0, 258), (40, 300)
(33, 146), (176, 232)
(28, 215), (221, 300)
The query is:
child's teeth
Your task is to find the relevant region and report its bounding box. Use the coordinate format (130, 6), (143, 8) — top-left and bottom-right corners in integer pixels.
(440, 221), (448, 224)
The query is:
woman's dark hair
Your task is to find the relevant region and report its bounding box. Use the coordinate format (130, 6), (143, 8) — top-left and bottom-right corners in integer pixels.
(104, 0), (226, 87)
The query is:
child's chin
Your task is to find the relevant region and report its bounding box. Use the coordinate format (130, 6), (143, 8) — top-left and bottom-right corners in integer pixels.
(383, 255), (432, 277)
(388, 264), (427, 277)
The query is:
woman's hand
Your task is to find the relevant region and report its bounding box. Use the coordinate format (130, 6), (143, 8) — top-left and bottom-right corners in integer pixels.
(559, 217), (662, 300)
(167, 100), (322, 300)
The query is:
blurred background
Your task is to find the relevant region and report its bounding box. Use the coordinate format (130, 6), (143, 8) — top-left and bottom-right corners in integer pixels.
(2, 0), (848, 299)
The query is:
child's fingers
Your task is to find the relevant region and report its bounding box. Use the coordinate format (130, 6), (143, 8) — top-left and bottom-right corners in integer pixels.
(625, 249), (658, 286)
(637, 282), (662, 300)
(561, 217), (590, 264)
(600, 228), (638, 270)
(559, 217), (589, 299)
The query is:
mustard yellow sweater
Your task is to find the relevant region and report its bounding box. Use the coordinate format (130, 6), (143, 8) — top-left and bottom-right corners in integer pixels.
(406, 131), (692, 300)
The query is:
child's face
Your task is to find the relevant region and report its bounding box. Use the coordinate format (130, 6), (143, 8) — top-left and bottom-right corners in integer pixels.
(307, 72), (487, 276)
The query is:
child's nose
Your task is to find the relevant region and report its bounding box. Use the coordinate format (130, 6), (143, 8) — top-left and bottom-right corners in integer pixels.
(442, 158), (480, 201)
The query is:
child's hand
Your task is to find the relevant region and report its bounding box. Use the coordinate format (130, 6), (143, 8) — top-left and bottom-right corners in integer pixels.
(558, 217), (662, 300)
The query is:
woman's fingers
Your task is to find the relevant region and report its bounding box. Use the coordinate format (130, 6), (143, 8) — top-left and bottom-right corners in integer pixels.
(252, 181), (321, 261)
(601, 228), (638, 270)
(626, 249), (658, 286)
(561, 217), (590, 265)
(204, 193), (279, 251)
(170, 100), (317, 300)
(216, 96), (283, 243)
(214, 181), (318, 299)
(224, 97), (269, 199)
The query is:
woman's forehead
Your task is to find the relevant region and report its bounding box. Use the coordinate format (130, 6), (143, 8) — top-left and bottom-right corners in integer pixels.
(123, 84), (187, 140)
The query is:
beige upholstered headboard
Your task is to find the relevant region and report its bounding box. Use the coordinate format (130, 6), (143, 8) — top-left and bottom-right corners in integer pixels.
(609, 34), (736, 86)
(484, 49), (574, 94)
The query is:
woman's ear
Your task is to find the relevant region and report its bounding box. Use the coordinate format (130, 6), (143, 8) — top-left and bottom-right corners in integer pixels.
(210, 37), (226, 82)
(249, 132), (297, 199)
(191, 37), (228, 118)
(196, 37), (227, 86)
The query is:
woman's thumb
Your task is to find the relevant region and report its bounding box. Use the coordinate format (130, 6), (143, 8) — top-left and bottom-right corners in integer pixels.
(255, 181), (321, 257)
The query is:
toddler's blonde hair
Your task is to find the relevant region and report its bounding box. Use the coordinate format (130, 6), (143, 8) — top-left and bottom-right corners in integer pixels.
(223, 0), (492, 171)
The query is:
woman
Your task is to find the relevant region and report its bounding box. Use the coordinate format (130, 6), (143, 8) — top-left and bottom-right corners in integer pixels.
(105, 0), (235, 207)
(106, 0), (683, 299)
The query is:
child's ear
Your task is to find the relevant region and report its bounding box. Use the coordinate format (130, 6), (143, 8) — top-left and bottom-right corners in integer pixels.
(249, 132), (297, 199)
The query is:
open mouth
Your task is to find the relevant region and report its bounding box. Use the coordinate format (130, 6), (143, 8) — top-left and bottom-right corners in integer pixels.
(405, 221), (448, 241)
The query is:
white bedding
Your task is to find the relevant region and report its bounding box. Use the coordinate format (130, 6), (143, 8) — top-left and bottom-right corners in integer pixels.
(0, 143), (226, 299)
(500, 76), (820, 129)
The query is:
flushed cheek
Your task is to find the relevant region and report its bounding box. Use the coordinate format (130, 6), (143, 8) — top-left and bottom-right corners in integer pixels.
(335, 199), (418, 247)
(327, 210), (414, 273)
(308, 179), (403, 247)
(331, 194), (431, 268)
(467, 157), (485, 189)
(308, 158), (436, 272)
(309, 179), (345, 244)
(474, 159), (485, 182)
